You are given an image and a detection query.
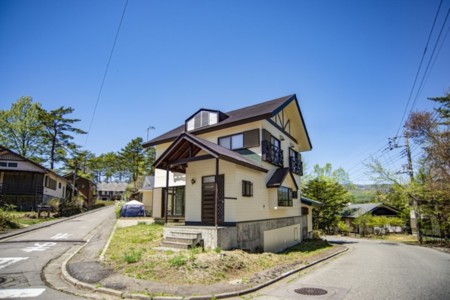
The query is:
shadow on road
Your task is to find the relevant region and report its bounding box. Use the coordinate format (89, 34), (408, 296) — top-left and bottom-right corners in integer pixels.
(327, 240), (359, 245)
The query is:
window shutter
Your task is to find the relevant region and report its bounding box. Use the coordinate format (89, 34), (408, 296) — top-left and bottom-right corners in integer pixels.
(262, 129), (271, 142)
(243, 129), (260, 148)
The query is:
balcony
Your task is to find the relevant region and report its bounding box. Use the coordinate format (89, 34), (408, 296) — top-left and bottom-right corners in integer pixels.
(289, 156), (303, 176)
(262, 140), (283, 167)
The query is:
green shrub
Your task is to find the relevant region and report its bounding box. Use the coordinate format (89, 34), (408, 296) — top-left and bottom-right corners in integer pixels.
(124, 248), (142, 263)
(337, 221), (350, 235)
(115, 201), (125, 218)
(169, 254), (187, 267)
(0, 207), (20, 231)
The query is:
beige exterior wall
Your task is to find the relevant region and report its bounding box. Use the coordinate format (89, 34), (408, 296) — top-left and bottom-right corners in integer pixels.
(141, 190), (153, 214)
(43, 173), (67, 200)
(153, 188), (162, 218)
(263, 223), (300, 252)
(301, 204), (314, 239)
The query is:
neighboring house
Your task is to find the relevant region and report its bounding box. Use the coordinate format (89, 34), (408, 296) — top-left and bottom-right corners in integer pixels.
(0, 145), (68, 211)
(97, 182), (128, 200)
(63, 173), (97, 206)
(341, 203), (402, 234)
(137, 176), (154, 215)
(300, 197), (322, 238)
(143, 94), (313, 252)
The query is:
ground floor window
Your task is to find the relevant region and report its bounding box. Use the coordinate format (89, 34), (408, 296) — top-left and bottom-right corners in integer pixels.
(277, 186), (293, 207)
(162, 186), (185, 217)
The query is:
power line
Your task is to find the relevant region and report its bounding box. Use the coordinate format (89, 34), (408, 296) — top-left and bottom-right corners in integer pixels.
(84, 0), (129, 146)
(408, 6), (450, 119)
(395, 0), (444, 138)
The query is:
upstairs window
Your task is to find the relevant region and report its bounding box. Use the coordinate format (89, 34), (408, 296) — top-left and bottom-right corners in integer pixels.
(289, 149), (303, 176)
(186, 110), (219, 131)
(218, 129), (259, 150)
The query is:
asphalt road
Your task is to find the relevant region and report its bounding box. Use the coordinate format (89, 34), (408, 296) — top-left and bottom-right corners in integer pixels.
(238, 236), (450, 300)
(0, 205), (115, 299)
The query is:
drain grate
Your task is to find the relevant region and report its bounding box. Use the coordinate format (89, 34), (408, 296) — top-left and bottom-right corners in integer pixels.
(294, 287), (328, 296)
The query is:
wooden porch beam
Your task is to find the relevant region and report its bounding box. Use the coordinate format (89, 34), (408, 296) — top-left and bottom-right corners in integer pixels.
(168, 154), (214, 166)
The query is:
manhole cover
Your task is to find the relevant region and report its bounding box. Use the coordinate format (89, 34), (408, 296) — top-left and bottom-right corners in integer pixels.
(294, 287), (328, 296)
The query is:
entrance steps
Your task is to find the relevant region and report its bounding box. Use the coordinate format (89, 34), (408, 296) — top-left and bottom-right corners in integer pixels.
(161, 231), (203, 250)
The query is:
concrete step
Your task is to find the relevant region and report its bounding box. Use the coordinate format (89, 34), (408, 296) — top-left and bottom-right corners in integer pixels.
(170, 231), (202, 239)
(165, 236), (197, 244)
(161, 241), (192, 250)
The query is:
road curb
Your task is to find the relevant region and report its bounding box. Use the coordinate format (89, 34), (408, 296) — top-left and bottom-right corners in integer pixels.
(61, 244), (348, 300)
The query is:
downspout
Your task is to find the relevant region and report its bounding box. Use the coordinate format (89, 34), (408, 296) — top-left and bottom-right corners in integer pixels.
(165, 165), (169, 225)
(215, 158), (219, 228)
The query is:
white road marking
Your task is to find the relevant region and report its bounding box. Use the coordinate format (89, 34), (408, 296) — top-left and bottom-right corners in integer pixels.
(50, 233), (73, 240)
(21, 242), (56, 253)
(0, 288), (45, 298)
(0, 257), (28, 270)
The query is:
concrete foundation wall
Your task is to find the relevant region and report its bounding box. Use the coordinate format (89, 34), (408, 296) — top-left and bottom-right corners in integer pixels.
(237, 216), (301, 252)
(163, 226), (238, 250)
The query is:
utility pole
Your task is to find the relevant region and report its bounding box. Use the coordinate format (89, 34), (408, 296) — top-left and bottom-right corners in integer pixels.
(70, 160), (78, 203)
(404, 129), (422, 243)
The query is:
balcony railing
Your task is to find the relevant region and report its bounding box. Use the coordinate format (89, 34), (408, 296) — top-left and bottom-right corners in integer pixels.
(262, 140), (283, 167)
(289, 156), (303, 176)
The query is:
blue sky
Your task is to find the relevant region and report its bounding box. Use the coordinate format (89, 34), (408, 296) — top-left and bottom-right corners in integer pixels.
(1, 0), (449, 184)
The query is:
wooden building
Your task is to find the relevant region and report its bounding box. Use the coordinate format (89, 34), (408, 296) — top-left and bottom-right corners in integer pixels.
(0, 145), (68, 211)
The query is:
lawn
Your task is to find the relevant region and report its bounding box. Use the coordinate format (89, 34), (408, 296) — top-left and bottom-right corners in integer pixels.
(104, 223), (333, 285)
(0, 209), (54, 232)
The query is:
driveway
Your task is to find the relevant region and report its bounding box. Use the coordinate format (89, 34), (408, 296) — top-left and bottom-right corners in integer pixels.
(237, 236), (450, 300)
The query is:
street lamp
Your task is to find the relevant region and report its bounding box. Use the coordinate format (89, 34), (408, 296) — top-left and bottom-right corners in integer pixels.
(147, 126), (155, 141)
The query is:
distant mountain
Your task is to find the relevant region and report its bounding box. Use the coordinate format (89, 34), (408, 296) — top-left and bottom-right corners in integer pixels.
(347, 184), (392, 203)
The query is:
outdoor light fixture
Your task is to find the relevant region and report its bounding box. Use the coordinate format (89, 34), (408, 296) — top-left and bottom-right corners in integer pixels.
(191, 178), (196, 185)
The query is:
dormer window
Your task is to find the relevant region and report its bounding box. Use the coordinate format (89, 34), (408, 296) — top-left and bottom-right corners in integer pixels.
(186, 109), (222, 131)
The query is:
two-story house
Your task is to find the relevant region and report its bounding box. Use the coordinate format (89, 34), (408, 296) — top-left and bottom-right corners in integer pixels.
(143, 94), (313, 252)
(0, 145), (68, 211)
(64, 173), (97, 207)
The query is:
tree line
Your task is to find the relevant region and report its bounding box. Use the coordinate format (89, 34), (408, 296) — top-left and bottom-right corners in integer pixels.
(368, 92), (450, 242)
(303, 92), (449, 243)
(0, 96), (155, 188)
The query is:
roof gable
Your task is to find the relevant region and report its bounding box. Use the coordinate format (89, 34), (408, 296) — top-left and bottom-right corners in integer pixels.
(266, 168), (298, 190)
(0, 145), (67, 181)
(154, 133), (268, 173)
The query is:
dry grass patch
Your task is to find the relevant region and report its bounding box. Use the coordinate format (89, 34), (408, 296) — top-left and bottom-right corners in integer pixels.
(104, 223), (333, 284)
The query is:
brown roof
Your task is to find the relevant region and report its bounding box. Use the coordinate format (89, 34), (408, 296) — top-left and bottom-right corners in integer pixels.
(0, 145), (68, 181)
(154, 132), (268, 173)
(266, 167), (298, 190)
(143, 94), (311, 148)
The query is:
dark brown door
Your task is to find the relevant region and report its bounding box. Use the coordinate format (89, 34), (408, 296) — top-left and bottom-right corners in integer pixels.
(202, 175), (224, 225)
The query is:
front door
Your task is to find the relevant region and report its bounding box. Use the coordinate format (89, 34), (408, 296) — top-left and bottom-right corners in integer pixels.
(202, 175), (224, 225)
